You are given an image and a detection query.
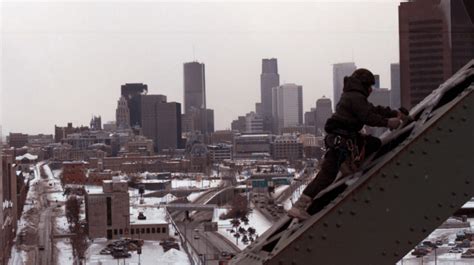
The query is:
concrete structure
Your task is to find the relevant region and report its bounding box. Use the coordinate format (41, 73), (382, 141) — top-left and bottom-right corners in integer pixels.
(272, 83), (303, 133)
(399, 0), (474, 108)
(116, 96), (130, 129)
(271, 135), (303, 161)
(210, 130), (234, 144)
(27, 134), (54, 147)
(333, 62), (356, 109)
(315, 96), (333, 136)
(245, 112), (264, 133)
(390, 63), (401, 108)
(140, 94), (182, 152)
(7, 133), (28, 148)
(121, 83), (148, 128)
(208, 144), (233, 163)
(86, 178), (131, 239)
(261, 58), (280, 133)
(231, 116), (246, 133)
(233, 134), (273, 159)
(125, 135), (154, 156)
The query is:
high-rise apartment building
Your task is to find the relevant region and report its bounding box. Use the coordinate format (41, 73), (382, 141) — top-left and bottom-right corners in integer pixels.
(333, 62), (356, 108)
(399, 0), (474, 108)
(272, 83), (303, 133)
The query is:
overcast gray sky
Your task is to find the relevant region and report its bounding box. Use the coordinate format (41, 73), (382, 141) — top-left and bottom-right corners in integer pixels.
(1, 0), (403, 135)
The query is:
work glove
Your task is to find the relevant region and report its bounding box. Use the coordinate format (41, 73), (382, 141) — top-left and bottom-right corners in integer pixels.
(387, 117), (402, 130)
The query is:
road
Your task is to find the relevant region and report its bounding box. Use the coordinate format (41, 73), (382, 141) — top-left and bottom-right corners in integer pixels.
(35, 164), (55, 265)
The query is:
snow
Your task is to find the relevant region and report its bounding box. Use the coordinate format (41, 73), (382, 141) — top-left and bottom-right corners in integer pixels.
(171, 179), (221, 189)
(272, 185), (290, 199)
(130, 206), (168, 225)
(214, 207), (273, 250)
(86, 240), (190, 265)
(42, 164), (55, 180)
(55, 239), (74, 265)
(186, 191), (207, 203)
(15, 153), (38, 161)
(283, 184), (307, 211)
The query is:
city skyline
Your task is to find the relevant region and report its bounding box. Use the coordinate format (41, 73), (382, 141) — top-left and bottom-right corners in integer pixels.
(2, 1), (403, 134)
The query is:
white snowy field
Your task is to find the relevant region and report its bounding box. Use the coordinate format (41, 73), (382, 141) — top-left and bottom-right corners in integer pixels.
(213, 207), (273, 250)
(86, 239), (190, 265)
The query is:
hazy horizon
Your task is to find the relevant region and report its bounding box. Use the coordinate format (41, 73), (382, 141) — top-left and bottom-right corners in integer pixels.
(1, 1), (403, 135)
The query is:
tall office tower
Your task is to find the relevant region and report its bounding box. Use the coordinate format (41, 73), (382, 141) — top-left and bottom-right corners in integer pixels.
(261, 58), (280, 132)
(374, 75), (381, 89)
(182, 61), (214, 134)
(255, 103), (263, 115)
(333, 62), (357, 109)
(90, 115), (102, 131)
(315, 96), (333, 136)
(231, 116), (246, 132)
(184, 61), (206, 113)
(399, 0), (474, 108)
(116, 96), (130, 129)
(368, 88), (392, 136)
(304, 108), (317, 127)
(141, 95), (182, 151)
(390, 63), (401, 109)
(245, 112), (264, 133)
(121, 83), (148, 128)
(272, 83), (303, 133)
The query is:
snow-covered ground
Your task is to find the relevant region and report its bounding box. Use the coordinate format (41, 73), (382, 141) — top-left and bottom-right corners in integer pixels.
(213, 207), (273, 250)
(187, 191), (207, 203)
(171, 179), (221, 189)
(283, 184), (307, 211)
(86, 239), (190, 265)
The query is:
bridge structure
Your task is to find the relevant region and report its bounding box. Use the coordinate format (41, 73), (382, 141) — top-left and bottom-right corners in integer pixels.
(230, 60), (474, 265)
(165, 203), (218, 212)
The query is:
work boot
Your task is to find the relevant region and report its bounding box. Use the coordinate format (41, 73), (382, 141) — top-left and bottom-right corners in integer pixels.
(287, 194), (312, 220)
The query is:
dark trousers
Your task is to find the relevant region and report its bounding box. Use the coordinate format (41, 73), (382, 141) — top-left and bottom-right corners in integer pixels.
(302, 134), (381, 198)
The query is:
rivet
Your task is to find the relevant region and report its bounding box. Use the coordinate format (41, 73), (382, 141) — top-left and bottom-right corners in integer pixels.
(382, 252), (387, 256)
(437, 127), (442, 131)
(422, 151), (427, 155)
(379, 187), (385, 192)
(424, 137), (429, 142)
(364, 199), (370, 204)
(450, 116), (455, 120)
(367, 186), (372, 191)
(394, 252), (399, 257)
(409, 227), (414, 232)
(381, 173), (387, 178)
(306, 247), (311, 252)
(422, 228), (427, 233)
(294, 246), (299, 251)
(408, 162), (413, 167)
(465, 180), (470, 185)
(449, 128), (453, 133)
(394, 174), (399, 179)
(438, 203), (443, 208)
(436, 216), (441, 221)
(278, 261), (283, 265)
(463, 104), (468, 109)
(424, 216), (429, 220)
(323, 222), (328, 227)
(461, 117), (467, 122)
(321, 235), (327, 240)
(396, 161), (401, 166)
(435, 139), (440, 143)
(350, 211), (356, 216)
(308, 234), (314, 239)
(464, 193), (469, 197)
(450, 204), (455, 209)
(292, 261), (297, 265)
(336, 223), (341, 228)
(352, 197), (358, 202)
(452, 192), (457, 196)
(396, 240), (400, 244)
(338, 209), (343, 215)
(408, 240), (413, 245)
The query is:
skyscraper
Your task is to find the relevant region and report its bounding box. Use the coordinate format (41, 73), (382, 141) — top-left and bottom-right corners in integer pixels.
(121, 83), (148, 128)
(272, 83), (303, 133)
(116, 96), (130, 129)
(140, 95), (182, 151)
(261, 58), (280, 132)
(333, 62), (357, 108)
(315, 96), (333, 136)
(390, 63), (401, 109)
(183, 62), (206, 113)
(399, 0), (474, 108)
(368, 87), (391, 136)
(183, 61), (214, 135)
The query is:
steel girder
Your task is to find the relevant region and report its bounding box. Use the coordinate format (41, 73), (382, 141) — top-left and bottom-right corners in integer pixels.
(230, 60), (474, 265)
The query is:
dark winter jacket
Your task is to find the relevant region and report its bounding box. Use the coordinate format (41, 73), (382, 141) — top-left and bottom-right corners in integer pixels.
(325, 76), (398, 136)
